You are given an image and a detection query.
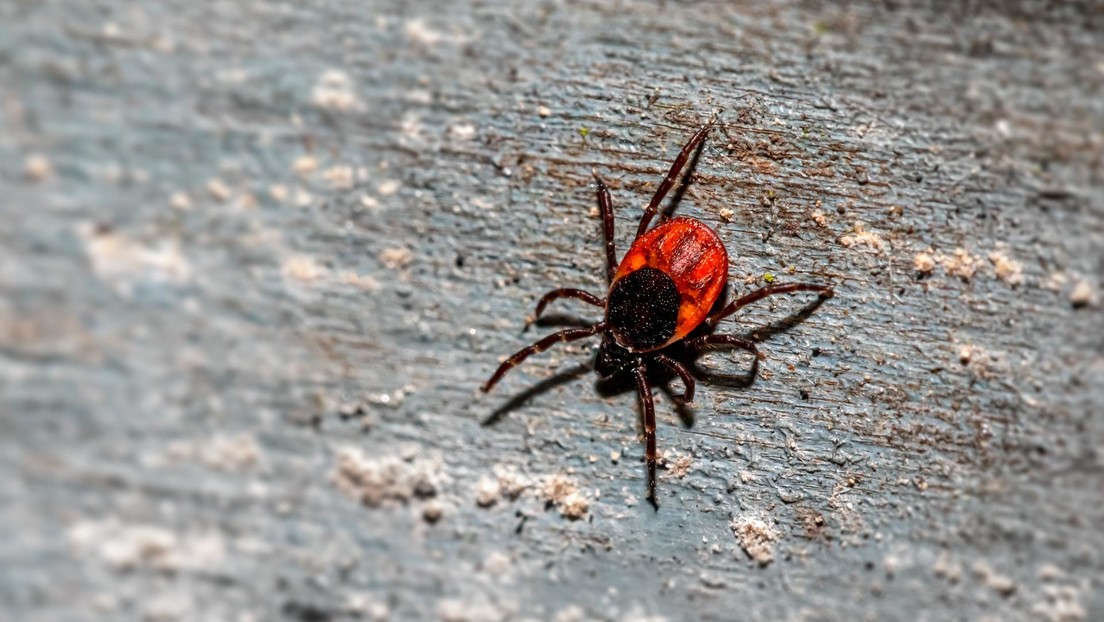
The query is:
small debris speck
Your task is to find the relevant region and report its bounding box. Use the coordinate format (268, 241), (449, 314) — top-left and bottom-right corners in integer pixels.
(731, 515), (778, 566)
(933, 552), (963, 583)
(346, 595), (390, 621)
(292, 155), (318, 177)
(669, 455), (693, 478)
(282, 255), (325, 282)
(68, 520), (224, 573)
(482, 551), (511, 576)
(839, 221), (886, 253)
(24, 153), (53, 181)
(553, 605), (587, 622)
(1033, 585), (1086, 622)
(1037, 564), (1062, 582)
(884, 555), (900, 578)
(541, 474), (589, 520)
(538, 105), (551, 117)
(972, 560), (1017, 597)
(206, 178), (232, 202)
(1069, 279), (1096, 308)
(958, 344), (974, 365)
(332, 448), (443, 508)
(913, 250), (935, 275)
(1043, 271), (1067, 292)
(938, 248), (980, 281)
(378, 180), (401, 196)
(360, 194), (380, 210)
(202, 434), (260, 471)
(559, 492), (589, 520)
(719, 207), (735, 222)
(379, 247), (413, 270)
(294, 187), (313, 208)
(494, 466), (530, 500)
(449, 124), (476, 139)
(311, 69), (361, 112)
(338, 270), (380, 291)
(404, 19), (446, 46)
(323, 165), (356, 190)
(422, 500), (443, 524)
(269, 184), (289, 203)
(988, 248), (1024, 286)
(169, 192), (192, 211)
(474, 475), (500, 507)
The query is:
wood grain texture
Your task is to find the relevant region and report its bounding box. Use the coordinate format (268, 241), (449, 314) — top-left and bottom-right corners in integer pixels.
(2, 1), (1102, 620)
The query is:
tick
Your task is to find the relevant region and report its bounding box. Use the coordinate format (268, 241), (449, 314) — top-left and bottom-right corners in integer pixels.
(482, 121), (833, 506)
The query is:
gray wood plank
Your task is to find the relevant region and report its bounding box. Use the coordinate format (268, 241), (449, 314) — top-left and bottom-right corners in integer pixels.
(1, 1), (1101, 620)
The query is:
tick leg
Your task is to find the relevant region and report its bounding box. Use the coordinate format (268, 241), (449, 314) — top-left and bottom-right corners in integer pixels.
(636, 121), (714, 239)
(654, 353), (695, 403)
(482, 324), (605, 393)
(531, 288), (604, 322)
(634, 364), (659, 509)
(596, 179), (617, 283)
(706, 283), (834, 328)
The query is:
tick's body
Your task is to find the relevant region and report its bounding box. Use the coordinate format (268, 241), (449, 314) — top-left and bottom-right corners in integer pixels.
(482, 122), (833, 507)
(610, 217), (728, 351)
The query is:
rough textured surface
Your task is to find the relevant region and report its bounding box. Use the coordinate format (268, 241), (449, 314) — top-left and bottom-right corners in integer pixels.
(2, 1), (1102, 620)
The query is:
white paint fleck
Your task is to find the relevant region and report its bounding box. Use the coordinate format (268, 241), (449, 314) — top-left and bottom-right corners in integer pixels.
(282, 255), (325, 282)
(294, 186), (313, 208)
(292, 154), (318, 177)
(474, 476), (501, 507)
(68, 520), (225, 572)
(404, 19), (445, 46)
(311, 69), (361, 112)
(449, 123), (476, 140)
(324, 165), (356, 190)
(378, 179), (401, 196)
(360, 194), (380, 210)
(80, 225), (192, 295)
(24, 153), (53, 181)
(839, 221), (886, 253)
(913, 250), (935, 275)
(1070, 279), (1097, 308)
(989, 248), (1024, 286)
(169, 191), (192, 211)
(731, 514), (778, 566)
(206, 178), (232, 201)
(379, 247), (413, 270)
(269, 184), (289, 203)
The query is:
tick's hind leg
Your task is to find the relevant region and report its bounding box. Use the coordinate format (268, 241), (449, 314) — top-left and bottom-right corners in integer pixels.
(531, 288), (604, 324)
(706, 283), (833, 328)
(482, 324), (605, 393)
(633, 364), (659, 509)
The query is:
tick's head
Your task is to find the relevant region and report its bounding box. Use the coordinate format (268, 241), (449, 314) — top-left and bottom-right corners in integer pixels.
(594, 334), (635, 380)
(606, 267), (680, 352)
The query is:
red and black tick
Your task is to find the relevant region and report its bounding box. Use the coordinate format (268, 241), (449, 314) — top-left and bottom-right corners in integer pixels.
(482, 121), (833, 506)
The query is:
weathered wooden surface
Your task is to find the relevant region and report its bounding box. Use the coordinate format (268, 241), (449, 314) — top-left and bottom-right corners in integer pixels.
(2, 1), (1102, 620)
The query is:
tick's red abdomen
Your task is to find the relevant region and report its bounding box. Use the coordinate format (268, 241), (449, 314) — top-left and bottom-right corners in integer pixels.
(613, 217), (728, 347)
